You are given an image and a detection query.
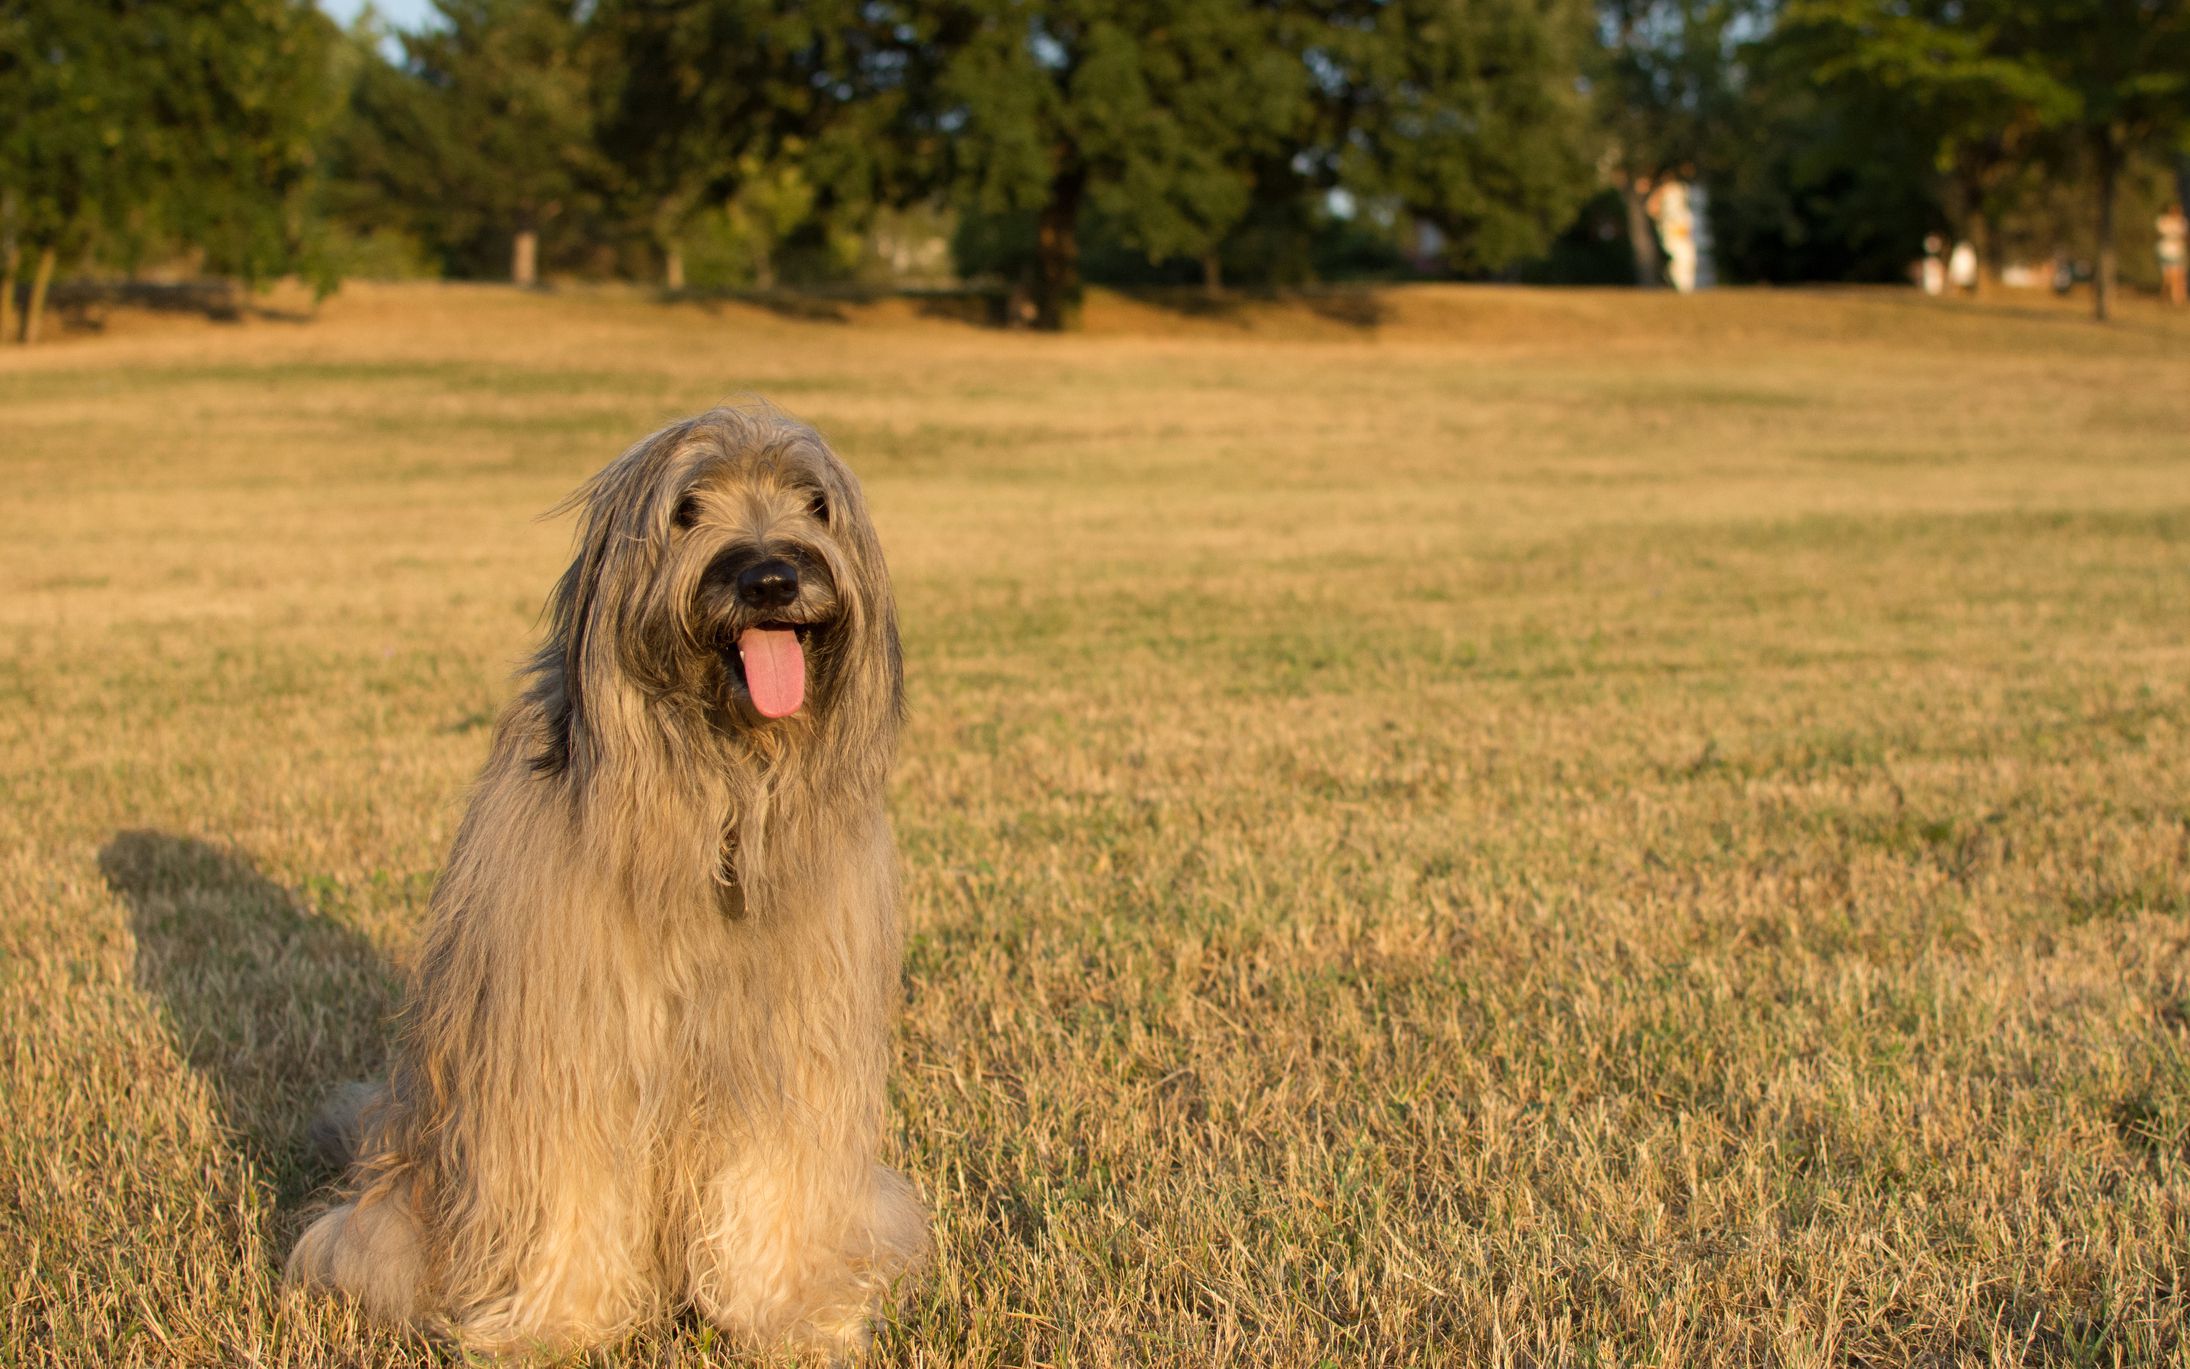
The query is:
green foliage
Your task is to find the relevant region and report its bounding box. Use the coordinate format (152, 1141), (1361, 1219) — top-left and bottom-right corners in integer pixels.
(1595, 0), (1755, 181)
(1784, 0), (2190, 146)
(320, 26), (468, 267)
(323, 0), (602, 279)
(587, 0), (937, 288)
(0, 0), (336, 286)
(929, 0), (1595, 323)
(0, 2), (133, 260)
(414, 0), (601, 235)
(675, 204), (775, 290)
(948, 206), (1041, 283)
(950, 196), (1411, 289)
(316, 224), (440, 281)
(1780, 0), (2190, 314)
(1518, 189), (1644, 285)
(1707, 44), (1943, 283)
(1314, 0), (1598, 273)
(10, 0), (2189, 309)
(667, 149), (865, 289)
(931, 0), (1306, 322)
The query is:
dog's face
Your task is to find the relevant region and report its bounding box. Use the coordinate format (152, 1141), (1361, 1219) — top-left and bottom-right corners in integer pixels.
(672, 457), (848, 724)
(531, 409), (902, 777)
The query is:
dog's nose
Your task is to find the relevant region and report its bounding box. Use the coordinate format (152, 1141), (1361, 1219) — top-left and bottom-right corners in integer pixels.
(736, 558), (801, 610)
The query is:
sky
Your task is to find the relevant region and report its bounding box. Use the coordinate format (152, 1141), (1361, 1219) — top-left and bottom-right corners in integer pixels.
(318, 0), (441, 35)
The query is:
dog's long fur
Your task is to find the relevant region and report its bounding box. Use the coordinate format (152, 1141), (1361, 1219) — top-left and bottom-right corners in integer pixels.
(287, 407), (927, 1354)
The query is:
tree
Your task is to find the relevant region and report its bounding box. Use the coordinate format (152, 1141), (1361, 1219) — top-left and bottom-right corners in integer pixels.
(1785, 0), (2190, 319)
(0, 0), (131, 340)
(1594, 0), (1752, 286)
(160, 2), (341, 289)
(926, 0), (1592, 328)
(1309, 0), (1598, 278)
(590, 0), (906, 291)
(321, 21), (471, 270)
(931, 0), (1304, 328)
(0, 0), (333, 342)
(402, 0), (601, 285)
(2012, 0), (2190, 320)
(1706, 43), (1943, 283)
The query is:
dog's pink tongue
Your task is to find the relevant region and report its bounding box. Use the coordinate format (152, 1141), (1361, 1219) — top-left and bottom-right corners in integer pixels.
(738, 627), (805, 718)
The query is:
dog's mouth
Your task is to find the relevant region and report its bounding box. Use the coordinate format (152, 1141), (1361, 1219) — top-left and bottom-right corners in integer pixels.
(722, 621), (826, 719)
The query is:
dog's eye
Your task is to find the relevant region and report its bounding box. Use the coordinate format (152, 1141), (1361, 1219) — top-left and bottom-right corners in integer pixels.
(673, 495), (703, 529)
(806, 489), (829, 522)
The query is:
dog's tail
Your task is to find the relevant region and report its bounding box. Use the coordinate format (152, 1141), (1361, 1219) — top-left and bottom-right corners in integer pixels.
(306, 1080), (388, 1174)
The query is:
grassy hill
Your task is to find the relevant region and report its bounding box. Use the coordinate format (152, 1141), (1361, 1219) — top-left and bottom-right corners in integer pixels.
(5, 281), (2188, 1364)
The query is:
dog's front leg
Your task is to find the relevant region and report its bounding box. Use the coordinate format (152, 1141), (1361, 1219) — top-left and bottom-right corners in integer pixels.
(682, 818), (929, 1355)
(686, 1139), (925, 1357)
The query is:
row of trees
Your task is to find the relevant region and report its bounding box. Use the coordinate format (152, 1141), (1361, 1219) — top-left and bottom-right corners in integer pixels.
(2, 0), (334, 341)
(1779, 0), (2190, 321)
(4, 0), (2188, 332)
(323, 0), (1604, 328)
(1602, 0), (2190, 321)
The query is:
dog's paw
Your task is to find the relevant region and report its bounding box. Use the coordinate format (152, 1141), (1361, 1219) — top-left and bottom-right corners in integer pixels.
(867, 1164), (931, 1281)
(286, 1194), (429, 1322)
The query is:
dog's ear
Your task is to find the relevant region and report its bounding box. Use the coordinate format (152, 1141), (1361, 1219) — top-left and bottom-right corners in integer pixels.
(868, 541), (905, 725)
(819, 447), (906, 730)
(526, 591), (578, 776)
(530, 420), (697, 776)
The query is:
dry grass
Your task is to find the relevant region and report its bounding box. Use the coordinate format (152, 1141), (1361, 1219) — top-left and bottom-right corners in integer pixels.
(4, 281), (2190, 1366)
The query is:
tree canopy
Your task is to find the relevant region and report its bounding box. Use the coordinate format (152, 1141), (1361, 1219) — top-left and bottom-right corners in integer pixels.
(6, 0), (2190, 335)
(1784, 0), (2190, 317)
(2, 0), (332, 338)
(931, 0), (1313, 325)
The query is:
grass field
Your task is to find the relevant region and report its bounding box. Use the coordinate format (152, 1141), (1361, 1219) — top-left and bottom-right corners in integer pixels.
(4, 281), (2189, 1366)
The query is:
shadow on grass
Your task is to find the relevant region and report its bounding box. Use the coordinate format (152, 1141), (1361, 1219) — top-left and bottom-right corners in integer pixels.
(44, 280), (317, 333)
(1298, 286), (1388, 329)
(1861, 285), (2185, 340)
(668, 286), (852, 323)
(102, 830), (397, 1207)
(912, 288), (1016, 327)
(1103, 284), (1389, 330)
(676, 283), (1005, 325)
(659, 282), (1391, 331)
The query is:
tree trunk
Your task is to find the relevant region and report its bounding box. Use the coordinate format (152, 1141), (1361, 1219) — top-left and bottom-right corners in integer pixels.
(664, 243), (685, 292)
(512, 228), (539, 288)
(1201, 251), (1221, 297)
(0, 187), (15, 343)
(1034, 161), (1087, 331)
(1, 243), (17, 345)
(2093, 132), (2118, 323)
(23, 245), (55, 345)
(1618, 177), (1662, 288)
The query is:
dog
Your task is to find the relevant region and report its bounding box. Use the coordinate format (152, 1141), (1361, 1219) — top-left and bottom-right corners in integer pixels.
(287, 406), (928, 1355)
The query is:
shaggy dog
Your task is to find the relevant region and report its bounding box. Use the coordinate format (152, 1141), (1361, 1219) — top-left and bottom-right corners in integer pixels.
(288, 407), (928, 1355)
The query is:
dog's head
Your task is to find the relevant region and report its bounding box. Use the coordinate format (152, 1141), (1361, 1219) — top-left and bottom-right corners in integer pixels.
(529, 407), (902, 778)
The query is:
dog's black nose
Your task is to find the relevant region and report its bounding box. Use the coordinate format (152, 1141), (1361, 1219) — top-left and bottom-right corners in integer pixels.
(736, 558), (801, 610)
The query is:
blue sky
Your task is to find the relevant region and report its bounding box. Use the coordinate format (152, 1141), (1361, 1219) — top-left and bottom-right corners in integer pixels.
(318, 0), (440, 34)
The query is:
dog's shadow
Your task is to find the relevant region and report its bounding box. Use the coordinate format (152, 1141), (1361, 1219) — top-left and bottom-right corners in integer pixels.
(101, 830), (400, 1207)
